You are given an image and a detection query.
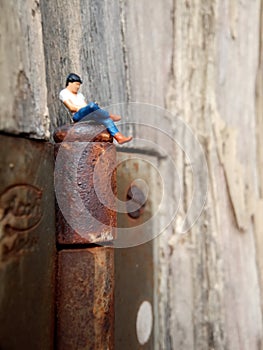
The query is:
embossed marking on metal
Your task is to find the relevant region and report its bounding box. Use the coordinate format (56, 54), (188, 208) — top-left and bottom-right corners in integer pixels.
(0, 184), (43, 232)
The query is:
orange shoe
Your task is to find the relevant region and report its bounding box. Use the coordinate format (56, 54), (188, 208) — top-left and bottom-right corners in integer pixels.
(110, 114), (122, 122)
(114, 132), (133, 144)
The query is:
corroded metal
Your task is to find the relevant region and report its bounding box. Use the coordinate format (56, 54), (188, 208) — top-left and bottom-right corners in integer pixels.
(0, 135), (55, 349)
(56, 247), (114, 350)
(115, 153), (157, 349)
(53, 122), (113, 143)
(54, 123), (117, 244)
(54, 123), (116, 349)
(54, 137), (117, 244)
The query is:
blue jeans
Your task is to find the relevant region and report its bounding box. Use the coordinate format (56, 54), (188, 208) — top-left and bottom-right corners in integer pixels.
(73, 102), (119, 136)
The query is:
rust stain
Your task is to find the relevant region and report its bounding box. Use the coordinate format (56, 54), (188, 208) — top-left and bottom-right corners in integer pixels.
(53, 122), (113, 143)
(56, 248), (114, 350)
(54, 124), (117, 245)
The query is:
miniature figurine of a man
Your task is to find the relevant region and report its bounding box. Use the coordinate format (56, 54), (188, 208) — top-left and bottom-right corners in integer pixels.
(59, 73), (132, 144)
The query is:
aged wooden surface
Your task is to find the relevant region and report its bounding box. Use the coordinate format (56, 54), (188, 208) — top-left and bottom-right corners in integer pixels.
(1, 0), (263, 349)
(40, 0), (127, 132)
(0, 0), (49, 139)
(159, 1), (263, 349)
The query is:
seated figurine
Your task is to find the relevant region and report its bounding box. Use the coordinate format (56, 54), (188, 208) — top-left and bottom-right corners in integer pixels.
(59, 73), (132, 144)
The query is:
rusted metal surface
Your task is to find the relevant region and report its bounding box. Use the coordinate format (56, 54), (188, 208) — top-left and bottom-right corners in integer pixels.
(54, 123), (116, 244)
(56, 247), (114, 350)
(0, 135), (56, 349)
(115, 153), (158, 349)
(53, 122), (113, 143)
(115, 243), (154, 350)
(55, 123), (116, 349)
(54, 140), (117, 244)
(115, 154), (157, 248)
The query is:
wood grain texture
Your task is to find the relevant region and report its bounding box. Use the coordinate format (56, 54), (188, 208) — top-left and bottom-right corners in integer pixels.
(41, 0), (263, 348)
(1, 0), (263, 348)
(0, 0), (49, 139)
(40, 0), (127, 132)
(158, 1), (263, 349)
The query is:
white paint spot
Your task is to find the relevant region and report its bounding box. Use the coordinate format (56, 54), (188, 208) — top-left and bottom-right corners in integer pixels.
(136, 300), (153, 345)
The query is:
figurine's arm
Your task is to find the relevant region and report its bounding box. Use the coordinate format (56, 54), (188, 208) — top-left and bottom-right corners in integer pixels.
(63, 99), (86, 113)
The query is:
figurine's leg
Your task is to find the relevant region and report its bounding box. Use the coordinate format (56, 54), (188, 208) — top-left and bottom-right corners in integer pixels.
(96, 116), (119, 136)
(94, 112), (132, 144)
(73, 102), (100, 122)
(74, 105), (132, 144)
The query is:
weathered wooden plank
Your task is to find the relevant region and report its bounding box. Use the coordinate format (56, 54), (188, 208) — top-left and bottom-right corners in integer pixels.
(158, 1), (263, 349)
(2, 0), (260, 349)
(40, 0), (127, 133)
(0, 0), (49, 139)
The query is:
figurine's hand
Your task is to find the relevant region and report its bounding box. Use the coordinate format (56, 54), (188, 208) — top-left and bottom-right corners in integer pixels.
(77, 103), (87, 111)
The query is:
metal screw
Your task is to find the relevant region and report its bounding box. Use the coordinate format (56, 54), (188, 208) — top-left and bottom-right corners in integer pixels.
(126, 185), (147, 219)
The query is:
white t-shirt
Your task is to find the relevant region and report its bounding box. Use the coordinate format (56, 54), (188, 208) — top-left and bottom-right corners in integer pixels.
(59, 88), (86, 109)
